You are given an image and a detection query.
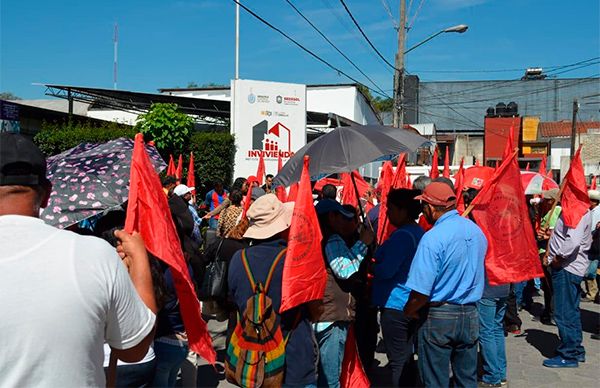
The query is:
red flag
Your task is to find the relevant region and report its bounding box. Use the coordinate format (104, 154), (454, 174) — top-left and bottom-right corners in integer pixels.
(256, 152), (266, 186)
(502, 125), (515, 161)
(538, 155), (547, 175)
(392, 154), (407, 189)
(592, 175), (597, 190)
(429, 147), (439, 179)
(525, 162), (530, 171)
(186, 152), (195, 194)
(340, 324), (370, 388)
(495, 160), (500, 170)
(341, 171), (371, 207)
(241, 176), (259, 218)
(442, 146), (450, 178)
(125, 134), (215, 363)
(275, 185), (287, 203)
(561, 146), (591, 229)
(377, 161), (394, 244)
(167, 154), (176, 177)
(286, 182), (299, 203)
(175, 154), (183, 180)
(277, 154), (283, 172)
(454, 158), (465, 213)
(470, 150), (543, 285)
(475, 159), (481, 167)
(280, 156), (327, 312)
(406, 175), (413, 189)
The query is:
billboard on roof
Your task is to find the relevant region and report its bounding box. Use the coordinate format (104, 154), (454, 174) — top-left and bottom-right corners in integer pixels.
(231, 79), (307, 181)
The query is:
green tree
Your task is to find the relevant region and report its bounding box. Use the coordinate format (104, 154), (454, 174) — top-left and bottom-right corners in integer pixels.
(356, 84), (393, 112)
(135, 103), (194, 154)
(0, 92), (21, 100)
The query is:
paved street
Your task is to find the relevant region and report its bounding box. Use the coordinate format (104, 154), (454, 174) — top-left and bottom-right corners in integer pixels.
(195, 294), (600, 387)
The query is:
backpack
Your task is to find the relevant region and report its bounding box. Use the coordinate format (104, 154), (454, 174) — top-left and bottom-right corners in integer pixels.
(225, 248), (288, 388)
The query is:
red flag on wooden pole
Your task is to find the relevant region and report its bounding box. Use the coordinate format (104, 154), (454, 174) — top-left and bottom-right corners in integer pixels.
(442, 146), (450, 178)
(186, 152), (195, 194)
(241, 176), (259, 218)
(392, 154), (407, 189)
(455, 157), (465, 213)
(560, 146), (591, 228)
(175, 154), (183, 180)
(280, 156), (327, 312)
(340, 324), (370, 388)
(167, 154), (176, 177)
(125, 134), (215, 364)
(377, 161), (394, 244)
(470, 150), (544, 285)
(525, 162), (530, 171)
(538, 155), (547, 175)
(592, 175), (597, 190)
(429, 147), (439, 179)
(256, 152), (266, 186)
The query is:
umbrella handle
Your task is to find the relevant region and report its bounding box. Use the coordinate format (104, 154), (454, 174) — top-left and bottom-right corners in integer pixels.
(350, 173), (374, 230)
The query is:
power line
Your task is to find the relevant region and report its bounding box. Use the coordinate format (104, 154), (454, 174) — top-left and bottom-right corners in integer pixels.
(283, 0), (391, 98)
(417, 57), (600, 102)
(338, 0), (397, 71)
(379, 0), (398, 30)
(230, 0), (390, 98)
(421, 74), (599, 107)
(407, 0), (426, 32)
(412, 56), (600, 74)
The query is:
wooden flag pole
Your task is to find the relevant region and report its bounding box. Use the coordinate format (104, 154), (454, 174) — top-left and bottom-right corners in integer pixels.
(462, 149), (519, 218)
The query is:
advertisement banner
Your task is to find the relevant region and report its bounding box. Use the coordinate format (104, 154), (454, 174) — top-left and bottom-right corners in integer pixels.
(231, 79), (306, 181)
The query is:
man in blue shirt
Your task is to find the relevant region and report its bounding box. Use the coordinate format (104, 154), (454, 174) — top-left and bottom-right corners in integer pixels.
(404, 182), (487, 388)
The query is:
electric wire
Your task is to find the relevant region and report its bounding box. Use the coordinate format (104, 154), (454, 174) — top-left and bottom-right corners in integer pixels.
(230, 0), (390, 98)
(338, 0), (398, 71)
(380, 0), (399, 30)
(283, 0), (391, 98)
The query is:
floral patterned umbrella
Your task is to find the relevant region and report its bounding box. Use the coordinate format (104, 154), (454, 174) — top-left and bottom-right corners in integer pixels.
(41, 137), (166, 229)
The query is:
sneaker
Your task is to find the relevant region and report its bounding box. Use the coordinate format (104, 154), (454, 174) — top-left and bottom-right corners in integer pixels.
(577, 355), (585, 363)
(478, 382), (501, 387)
(540, 316), (555, 326)
(501, 380), (508, 386)
(591, 333), (600, 340)
(543, 356), (578, 368)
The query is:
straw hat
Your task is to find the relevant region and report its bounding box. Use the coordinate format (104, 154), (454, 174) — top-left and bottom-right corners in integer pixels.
(243, 194), (294, 239)
(589, 190), (600, 202)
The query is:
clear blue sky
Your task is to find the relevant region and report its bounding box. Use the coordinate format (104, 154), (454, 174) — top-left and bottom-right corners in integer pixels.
(1, 0), (599, 99)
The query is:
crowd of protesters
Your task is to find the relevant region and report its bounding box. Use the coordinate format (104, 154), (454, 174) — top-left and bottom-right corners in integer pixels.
(1, 132), (598, 388)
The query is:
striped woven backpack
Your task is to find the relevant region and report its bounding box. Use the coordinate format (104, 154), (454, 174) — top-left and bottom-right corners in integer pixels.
(225, 248), (288, 388)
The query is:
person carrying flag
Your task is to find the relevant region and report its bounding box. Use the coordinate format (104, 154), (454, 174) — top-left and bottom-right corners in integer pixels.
(0, 133), (157, 387)
(403, 182), (487, 387)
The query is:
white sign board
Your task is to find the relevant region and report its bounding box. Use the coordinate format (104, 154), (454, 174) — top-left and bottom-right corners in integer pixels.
(231, 79), (307, 181)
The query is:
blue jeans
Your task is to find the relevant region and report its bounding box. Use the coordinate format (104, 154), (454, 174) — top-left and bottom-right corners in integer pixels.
(477, 298), (507, 385)
(314, 322), (349, 388)
(552, 267), (585, 361)
(152, 340), (189, 387)
(104, 359), (156, 387)
(418, 304), (479, 388)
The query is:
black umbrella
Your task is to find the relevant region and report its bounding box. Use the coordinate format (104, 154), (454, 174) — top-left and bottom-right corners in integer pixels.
(41, 137), (166, 229)
(273, 124), (430, 187)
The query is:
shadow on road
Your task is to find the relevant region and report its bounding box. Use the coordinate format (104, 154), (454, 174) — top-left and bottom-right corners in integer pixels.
(524, 329), (559, 358)
(580, 308), (600, 334)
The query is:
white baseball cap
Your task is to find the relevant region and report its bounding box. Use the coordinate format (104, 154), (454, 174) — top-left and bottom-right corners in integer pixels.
(173, 184), (193, 197)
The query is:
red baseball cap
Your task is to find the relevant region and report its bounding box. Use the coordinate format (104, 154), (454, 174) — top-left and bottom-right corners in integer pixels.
(415, 182), (456, 207)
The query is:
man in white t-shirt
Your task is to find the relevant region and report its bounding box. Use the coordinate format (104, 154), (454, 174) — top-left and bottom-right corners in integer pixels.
(0, 133), (157, 387)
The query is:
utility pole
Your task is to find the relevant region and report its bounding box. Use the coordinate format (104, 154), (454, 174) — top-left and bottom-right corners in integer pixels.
(113, 23), (118, 90)
(570, 99), (579, 159)
(235, 3), (240, 79)
(392, 0), (406, 128)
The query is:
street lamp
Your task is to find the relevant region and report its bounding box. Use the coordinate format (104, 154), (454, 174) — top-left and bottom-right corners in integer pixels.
(404, 24), (469, 55)
(394, 23), (468, 128)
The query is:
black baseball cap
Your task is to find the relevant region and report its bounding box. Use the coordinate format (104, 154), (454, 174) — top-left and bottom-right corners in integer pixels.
(315, 198), (355, 219)
(0, 132), (50, 186)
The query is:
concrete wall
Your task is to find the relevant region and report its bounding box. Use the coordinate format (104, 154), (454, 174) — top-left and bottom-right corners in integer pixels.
(416, 77), (600, 131)
(453, 135), (484, 165)
(554, 133), (600, 179)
